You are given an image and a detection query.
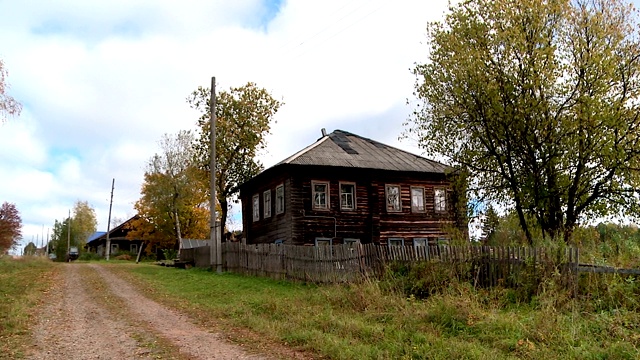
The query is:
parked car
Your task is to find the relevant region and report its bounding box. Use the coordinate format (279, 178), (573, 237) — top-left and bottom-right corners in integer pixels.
(67, 247), (79, 262)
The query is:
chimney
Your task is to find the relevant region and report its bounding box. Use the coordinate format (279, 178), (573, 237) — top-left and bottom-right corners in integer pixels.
(321, 128), (327, 137)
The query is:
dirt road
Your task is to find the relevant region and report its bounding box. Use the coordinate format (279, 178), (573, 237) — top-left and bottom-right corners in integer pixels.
(27, 263), (271, 360)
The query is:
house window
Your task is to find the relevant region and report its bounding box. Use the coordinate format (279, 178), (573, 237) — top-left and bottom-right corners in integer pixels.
(385, 184), (401, 212)
(111, 244), (119, 254)
(263, 190), (272, 218)
(388, 238), (404, 247)
(413, 238), (428, 247)
(275, 184), (285, 214)
(130, 244), (138, 254)
(411, 187), (425, 213)
(315, 237), (333, 246)
(434, 188), (446, 212)
(312, 181), (329, 210)
(252, 194), (260, 221)
(344, 238), (360, 247)
(340, 182), (356, 210)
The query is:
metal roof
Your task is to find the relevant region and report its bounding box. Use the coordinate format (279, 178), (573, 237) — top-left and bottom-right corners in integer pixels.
(180, 239), (209, 249)
(87, 231), (107, 242)
(277, 129), (450, 173)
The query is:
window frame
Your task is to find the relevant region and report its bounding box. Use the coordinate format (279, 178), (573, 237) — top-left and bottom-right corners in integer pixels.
(434, 187), (447, 212)
(130, 244), (138, 254)
(315, 237), (333, 246)
(252, 194), (260, 222)
(410, 186), (426, 213)
(413, 238), (428, 247)
(344, 238), (360, 247)
(275, 184), (285, 215)
(388, 237), (404, 247)
(312, 180), (330, 210)
(339, 182), (356, 211)
(385, 184), (402, 213)
(263, 189), (272, 218)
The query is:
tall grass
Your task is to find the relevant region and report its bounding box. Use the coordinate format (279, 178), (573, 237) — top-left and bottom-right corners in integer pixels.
(116, 263), (640, 359)
(0, 256), (57, 359)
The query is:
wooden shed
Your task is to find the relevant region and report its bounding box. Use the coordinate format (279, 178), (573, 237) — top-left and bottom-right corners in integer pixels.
(238, 129), (467, 247)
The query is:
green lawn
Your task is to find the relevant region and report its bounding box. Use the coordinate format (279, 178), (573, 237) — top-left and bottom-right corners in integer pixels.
(115, 263), (640, 360)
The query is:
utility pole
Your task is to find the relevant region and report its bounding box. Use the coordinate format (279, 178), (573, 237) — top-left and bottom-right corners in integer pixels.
(45, 228), (50, 255)
(105, 178), (115, 261)
(209, 76), (222, 273)
(67, 209), (71, 259)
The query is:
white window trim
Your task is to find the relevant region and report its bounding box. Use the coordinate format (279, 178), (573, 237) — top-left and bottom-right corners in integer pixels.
(388, 238), (404, 247)
(385, 184), (402, 212)
(275, 184), (285, 215)
(130, 244), (138, 253)
(344, 238), (360, 246)
(252, 194), (260, 222)
(339, 182), (356, 211)
(263, 189), (272, 218)
(413, 238), (428, 247)
(411, 186), (426, 213)
(315, 237), (333, 246)
(434, 188), (447, 212)
(312, 180), (330, 210)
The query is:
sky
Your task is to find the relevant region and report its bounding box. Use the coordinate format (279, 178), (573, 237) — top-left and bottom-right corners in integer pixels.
(5, 1), (638, 253)
(0, 0), (458, 252)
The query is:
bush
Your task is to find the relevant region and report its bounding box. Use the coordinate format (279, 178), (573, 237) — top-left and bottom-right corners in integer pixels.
(78, 252), (102, 261)
(114, 254), (133, 261)
(382, 260), (472, 299)
(162, 249), (178, 261)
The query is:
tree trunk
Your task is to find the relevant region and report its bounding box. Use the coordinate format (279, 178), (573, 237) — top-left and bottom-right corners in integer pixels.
(219, 198), (228, 242)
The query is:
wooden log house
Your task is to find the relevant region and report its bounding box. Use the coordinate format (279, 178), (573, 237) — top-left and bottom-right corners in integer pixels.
(239, 129), (467, 247)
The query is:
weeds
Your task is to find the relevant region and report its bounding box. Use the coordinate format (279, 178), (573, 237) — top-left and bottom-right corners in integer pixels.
(116, 262), (640, 359)
(0, 257), (57, 359)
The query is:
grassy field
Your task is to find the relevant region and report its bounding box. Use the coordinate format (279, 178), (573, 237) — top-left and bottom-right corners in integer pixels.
(0, 256), (58, 359)
(2, 255), (638, 359)
(113, 263), (640, 360)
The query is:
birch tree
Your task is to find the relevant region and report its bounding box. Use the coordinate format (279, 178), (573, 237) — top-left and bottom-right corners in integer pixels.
(132, 130), (209, 250)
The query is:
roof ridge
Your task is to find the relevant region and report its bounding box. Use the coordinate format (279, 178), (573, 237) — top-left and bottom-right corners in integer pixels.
(279, 135), (331, 164)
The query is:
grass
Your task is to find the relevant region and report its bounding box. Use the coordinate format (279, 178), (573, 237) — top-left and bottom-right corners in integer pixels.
(0, 256), (58, 359)
(112, 263), (640, 360)
(3, 255), (638, 359)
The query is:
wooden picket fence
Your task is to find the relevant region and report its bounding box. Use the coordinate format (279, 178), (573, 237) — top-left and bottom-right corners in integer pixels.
(211, 242), (580, 286)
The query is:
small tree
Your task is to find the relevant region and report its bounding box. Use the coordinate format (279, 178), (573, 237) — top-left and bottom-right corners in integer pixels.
(72, 200), (97, 250)
(23, 242), (36, 256)
(0, 202), (22, 253)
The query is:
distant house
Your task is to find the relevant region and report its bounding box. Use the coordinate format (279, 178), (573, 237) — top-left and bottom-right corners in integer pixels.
(238, 129), (467, 247)
(85, 216), (143, 256)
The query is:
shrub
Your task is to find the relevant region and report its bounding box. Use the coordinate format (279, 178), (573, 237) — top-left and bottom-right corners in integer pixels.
(78, 252), (102, 261)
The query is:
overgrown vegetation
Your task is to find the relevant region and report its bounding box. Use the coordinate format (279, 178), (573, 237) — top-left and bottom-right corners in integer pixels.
(0, 256), (57, 359)
(115, 257), (640, 360)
